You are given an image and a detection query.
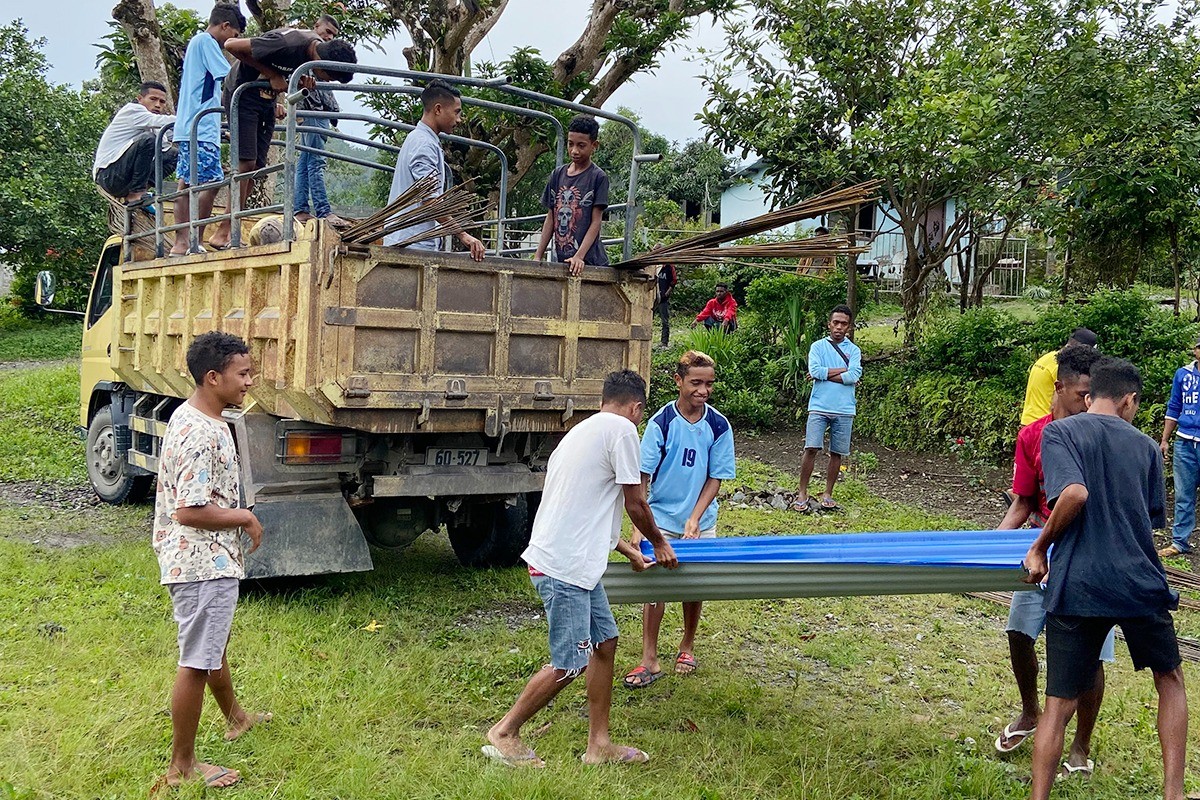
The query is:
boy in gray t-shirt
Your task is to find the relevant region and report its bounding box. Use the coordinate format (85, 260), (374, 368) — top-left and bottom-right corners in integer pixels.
(1023, 357), (1185, 799)
(535, 115), (610, 275)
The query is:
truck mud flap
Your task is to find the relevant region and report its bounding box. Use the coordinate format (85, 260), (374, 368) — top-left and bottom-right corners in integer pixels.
(244, 491), (373, 579)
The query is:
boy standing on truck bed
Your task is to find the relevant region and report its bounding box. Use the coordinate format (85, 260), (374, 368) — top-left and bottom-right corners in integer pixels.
(222, 21), (357, 241)
(168, 4), (245, 256)
(485, 370), (679, 767)
(536, 115), (610, 276)
(152, 332), (268, 790)
(623, 350), (735, 689)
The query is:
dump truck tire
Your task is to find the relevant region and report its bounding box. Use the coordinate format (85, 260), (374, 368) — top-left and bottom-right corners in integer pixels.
(447, 495), (531, 568)
(86, 405), (152, 504)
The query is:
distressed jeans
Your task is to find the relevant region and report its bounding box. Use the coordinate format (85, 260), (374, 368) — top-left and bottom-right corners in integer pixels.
(293, 117), (331, 218)
(1172, 437), (1199, 552)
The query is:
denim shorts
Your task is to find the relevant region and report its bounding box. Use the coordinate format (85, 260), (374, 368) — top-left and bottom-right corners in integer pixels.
(1046, 611), (1180, 698)
(1006, 587), (1115, 662)
(176, 140), (223, 186)
(805, 412), (853, 455)
(168, 577), (238, 671)
(531, 575), (619, 675)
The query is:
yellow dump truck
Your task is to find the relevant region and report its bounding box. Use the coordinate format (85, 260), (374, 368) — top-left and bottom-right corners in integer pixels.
(66, 223), (652, 577)
(49, 65), (662, 578)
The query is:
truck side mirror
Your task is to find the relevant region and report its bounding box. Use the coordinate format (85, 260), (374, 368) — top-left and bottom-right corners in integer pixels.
(35, 271), (56, 307)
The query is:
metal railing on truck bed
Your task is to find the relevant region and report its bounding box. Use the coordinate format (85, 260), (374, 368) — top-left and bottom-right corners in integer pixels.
(118, 64), (659, 263)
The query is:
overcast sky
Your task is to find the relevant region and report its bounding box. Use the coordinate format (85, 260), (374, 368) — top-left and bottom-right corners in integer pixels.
(4, 0), (735, 154)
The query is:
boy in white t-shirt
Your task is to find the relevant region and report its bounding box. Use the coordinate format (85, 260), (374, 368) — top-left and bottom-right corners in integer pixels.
(484, 370), (679, 767)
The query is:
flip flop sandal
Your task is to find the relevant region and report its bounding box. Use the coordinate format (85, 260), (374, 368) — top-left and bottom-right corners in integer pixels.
(203, 766), (240, 787)
(623, 665), (665, 689)
(791, 499), (817, 514)
(481, 744), (546, 768)
(1057, 758), (1094, 780)
(994, 723), (1036, 753)
(819, 498), (841, 511)
(674, 651), (697, 675)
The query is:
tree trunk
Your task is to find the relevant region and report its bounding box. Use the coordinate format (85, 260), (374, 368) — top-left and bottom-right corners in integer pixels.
(1171, 222), (1181, 316)
(112, 0), (174, 110)
(899, 248), (925, 345)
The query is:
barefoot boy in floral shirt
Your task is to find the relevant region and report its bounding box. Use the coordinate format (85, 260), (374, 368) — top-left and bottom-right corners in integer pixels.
(153, 331), (268, 790)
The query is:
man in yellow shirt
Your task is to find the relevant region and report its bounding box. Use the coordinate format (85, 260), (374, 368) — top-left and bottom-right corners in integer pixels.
(1021, 328), (1098, 426)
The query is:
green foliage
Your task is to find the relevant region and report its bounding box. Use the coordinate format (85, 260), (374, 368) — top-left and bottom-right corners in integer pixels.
(917, 307), (1022, 377)
(857, 288), (1200, 459)
(0, 310), (82, 362)
(2, 23), (110, 313)
(93, 3), (203, 110)
(0, 363), (85, 484)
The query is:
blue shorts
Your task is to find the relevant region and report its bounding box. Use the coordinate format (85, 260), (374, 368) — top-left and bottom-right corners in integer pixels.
(176, 140), (223, 186)
(1006, 588), (1115, 662)
(531, 574), (619, 675)
(805, 412), (853, 456)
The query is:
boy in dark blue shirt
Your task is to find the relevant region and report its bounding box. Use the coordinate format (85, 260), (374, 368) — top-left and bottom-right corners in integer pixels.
(1024, 357), (1186, 800)
(536, 115), (610, 276)
(1158, 338), (1200, 556)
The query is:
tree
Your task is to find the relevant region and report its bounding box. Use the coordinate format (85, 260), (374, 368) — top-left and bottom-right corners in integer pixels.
(111, 0), (175, 109)
(700, 0), (1116, 339)
(96, 2), (204, 113)
(1, 22), (110, 311)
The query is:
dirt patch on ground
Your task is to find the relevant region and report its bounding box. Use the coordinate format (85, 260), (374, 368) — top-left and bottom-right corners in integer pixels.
(0, 481), (99, 510)
(736, 433), (1011, 527)
(454, 599), (544, 632)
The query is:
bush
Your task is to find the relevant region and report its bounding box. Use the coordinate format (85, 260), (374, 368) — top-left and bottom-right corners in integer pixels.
(855, 287), (1200, 461)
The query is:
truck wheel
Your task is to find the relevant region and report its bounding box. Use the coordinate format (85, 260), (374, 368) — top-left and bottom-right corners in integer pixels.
(87, 405), (152, 504)
(447, 495), (531, 568)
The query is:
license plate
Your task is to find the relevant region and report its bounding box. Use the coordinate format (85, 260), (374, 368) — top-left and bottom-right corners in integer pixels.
(425, 448), (487, 467)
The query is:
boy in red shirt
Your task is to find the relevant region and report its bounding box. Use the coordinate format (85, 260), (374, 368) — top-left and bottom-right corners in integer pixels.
(693, 282), (737, 333)
(993, 344), (1112, 779)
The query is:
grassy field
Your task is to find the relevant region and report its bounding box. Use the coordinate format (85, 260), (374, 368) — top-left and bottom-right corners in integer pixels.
(4, 456), (1200, 799)
(0, 313), (83, 363)
(2, 336), (1200, 798)
(0, 363), (86, 484)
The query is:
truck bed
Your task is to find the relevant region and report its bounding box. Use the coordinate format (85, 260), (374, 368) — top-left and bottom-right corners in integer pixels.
(114, 223), (654, 434)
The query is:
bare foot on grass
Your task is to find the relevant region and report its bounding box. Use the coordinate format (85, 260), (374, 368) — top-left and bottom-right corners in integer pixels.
(165, 761), (240, 788)
(582, 744), (650, 765)
(224, 710), (272, 741)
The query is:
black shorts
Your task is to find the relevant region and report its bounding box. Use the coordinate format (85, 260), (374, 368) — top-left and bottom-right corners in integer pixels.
(229, 90), (275, 168)
(1045, 611), (1181, 699)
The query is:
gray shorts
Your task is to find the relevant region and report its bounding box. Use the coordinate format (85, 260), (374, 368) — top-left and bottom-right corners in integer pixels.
(168, 577), (239, 671)
(661, 527), (717, 540)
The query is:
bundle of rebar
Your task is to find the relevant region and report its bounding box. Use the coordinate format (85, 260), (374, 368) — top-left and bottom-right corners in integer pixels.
(614, 180), (881, 270)
(339, 174), (488, 245)
(650, 234), (867, 265)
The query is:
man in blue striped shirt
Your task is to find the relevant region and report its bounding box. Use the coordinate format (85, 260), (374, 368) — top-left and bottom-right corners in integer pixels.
(794, 305), (862, 512)
(622, 351), (736, 688)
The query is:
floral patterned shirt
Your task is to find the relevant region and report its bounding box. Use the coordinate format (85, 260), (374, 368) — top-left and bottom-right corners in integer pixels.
(153, 401), (244, 584)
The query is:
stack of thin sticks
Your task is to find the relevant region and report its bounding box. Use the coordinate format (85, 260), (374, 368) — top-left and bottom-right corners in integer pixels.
(614, 180), (881, 270)
(339, 173), (488, 246)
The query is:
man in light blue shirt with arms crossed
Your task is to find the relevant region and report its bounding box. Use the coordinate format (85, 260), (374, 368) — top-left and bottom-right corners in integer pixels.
(794, 304), (862, 512)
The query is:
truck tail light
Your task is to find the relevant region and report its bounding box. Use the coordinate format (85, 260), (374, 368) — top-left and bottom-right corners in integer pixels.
(280, 431), (359, 465)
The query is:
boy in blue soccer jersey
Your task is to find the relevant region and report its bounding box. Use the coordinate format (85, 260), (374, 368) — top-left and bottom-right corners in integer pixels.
(623, 350), (736, 688)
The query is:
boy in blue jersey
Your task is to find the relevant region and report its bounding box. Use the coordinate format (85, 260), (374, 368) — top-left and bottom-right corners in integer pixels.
(623, 351), (736, 688)
(168, 4), (245, 256)
(793, 304), (862, 512)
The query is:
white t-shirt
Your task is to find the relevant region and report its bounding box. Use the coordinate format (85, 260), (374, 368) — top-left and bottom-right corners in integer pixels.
(522, 411), (642, 590)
